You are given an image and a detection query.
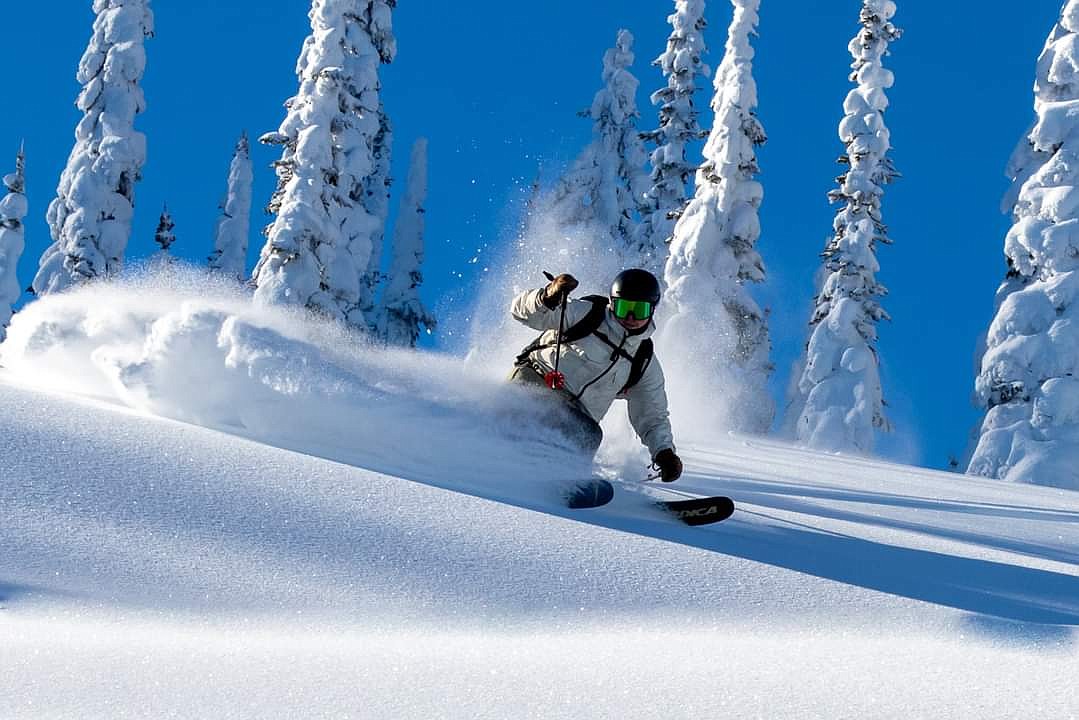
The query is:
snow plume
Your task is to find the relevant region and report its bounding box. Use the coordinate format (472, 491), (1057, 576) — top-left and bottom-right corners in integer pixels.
(546, 30), (650, 259)
(465, 200), (627, 379)
(968, 0), (1079, 490)
(0, 266), (579, 496)
(253, 0), (394, 327)
(0, 145), (27, 340)
(637, 0), (711, 274)
(32, 0), (154, 295)
(461, 196), (651, 468)
(660, 0), (772, 437)
(784, 0), (901, 455)
(378, 138), (436, 347)
(208, 132), (253, 281)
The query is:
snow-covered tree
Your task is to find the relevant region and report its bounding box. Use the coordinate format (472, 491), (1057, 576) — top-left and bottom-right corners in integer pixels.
(358, 106), (393, 331)
(32, 0), (154, 295)
(546, 29), (650, 255)
(662, 0), (772, 434)
(253, 0), (395, 324)
(636, 0), (711, 273)
(785, 0), (901, 453)
(0, 145), (27, 340)
(968, 0), (1079, 489)
(208, 131), (253, 280)
(153, 204), (175, 254)
(378, 138), (436, 347)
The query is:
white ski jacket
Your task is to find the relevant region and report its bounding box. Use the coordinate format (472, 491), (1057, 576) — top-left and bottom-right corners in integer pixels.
(511, 287), (675, 457)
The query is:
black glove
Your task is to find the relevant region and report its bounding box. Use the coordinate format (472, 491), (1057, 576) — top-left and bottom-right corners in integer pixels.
(542, 273), (579, 309)
(653, 448), (683, 482)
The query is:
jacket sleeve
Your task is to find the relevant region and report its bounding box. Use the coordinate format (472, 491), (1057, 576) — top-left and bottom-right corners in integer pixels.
(510, 288), (592, 331)
(625, 354), (675, 458)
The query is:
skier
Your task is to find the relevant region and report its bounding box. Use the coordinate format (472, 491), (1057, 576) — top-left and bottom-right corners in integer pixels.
(509, 268), (683, 482)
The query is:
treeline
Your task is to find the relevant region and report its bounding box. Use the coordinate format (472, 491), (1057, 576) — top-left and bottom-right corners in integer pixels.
(1, 0), (1076, 488)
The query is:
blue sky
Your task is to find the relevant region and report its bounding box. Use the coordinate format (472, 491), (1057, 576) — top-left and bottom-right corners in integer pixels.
(0, 1), (1064, 469)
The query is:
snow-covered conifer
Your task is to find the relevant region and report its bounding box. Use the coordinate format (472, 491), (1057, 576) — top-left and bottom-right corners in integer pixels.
(32, 0), (154, 295)
(358, 107), (393, 330)
(343, 4), (395, 329)
(636, 0), (710, 273)
(663, 0), (772, 433)
(547, 30), (650, 254)
(968, 0), (1079, 488)
(379, 138), (436, 347)
(208, 132), (253, 280)
(786, 1), (901, 453)
(253, 0), (394, 324)
(153, 204), (175, 254)
(0, 146), (27, 340)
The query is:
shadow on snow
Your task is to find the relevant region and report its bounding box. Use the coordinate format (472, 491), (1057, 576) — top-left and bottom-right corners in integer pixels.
(587, 472), (1079, 627)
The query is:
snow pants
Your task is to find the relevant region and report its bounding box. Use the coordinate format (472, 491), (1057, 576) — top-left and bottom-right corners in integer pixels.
(508, 364), (604, 456)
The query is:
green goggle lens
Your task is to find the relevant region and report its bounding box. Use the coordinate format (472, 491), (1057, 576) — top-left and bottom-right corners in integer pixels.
(611, 298), (654, 320)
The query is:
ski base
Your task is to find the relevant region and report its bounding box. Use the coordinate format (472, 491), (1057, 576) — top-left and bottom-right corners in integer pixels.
(657, 495), (735, 526)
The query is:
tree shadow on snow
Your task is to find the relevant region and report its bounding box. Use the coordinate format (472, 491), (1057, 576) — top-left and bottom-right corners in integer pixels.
(0, 581), (49, 607)
(962, 614), (1076, 648)
(588, 479), (1079, 627)
(708, 477), (1079, 567)
(710, 514), (1079, 625)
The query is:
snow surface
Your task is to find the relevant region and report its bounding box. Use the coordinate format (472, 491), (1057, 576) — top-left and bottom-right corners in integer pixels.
(1, 272), (1078, 718)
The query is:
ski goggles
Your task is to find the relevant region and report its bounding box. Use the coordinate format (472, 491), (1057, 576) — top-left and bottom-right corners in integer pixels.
(610, 297), (654, 320)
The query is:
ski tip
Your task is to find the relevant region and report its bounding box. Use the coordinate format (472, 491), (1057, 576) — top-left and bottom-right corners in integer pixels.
(565, 479), (615, 509)
(660, 495), (735, 526)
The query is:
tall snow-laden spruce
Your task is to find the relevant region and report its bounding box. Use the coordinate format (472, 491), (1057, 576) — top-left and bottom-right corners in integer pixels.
(662, 0), (772, 434)
(786, 0), (901, 453)
(346, 6), (395, 328)
(253, 0), (395, 324)
(968, 0), (1079, 489)
(0, 146), (27, 340)
(358, 107), (393, 331)
(208, 132), (253, 280)
(378, 138), (436, 347)
(546, 29), (650, 255)
(636, 0), (711, 273)
(32, 0), (154, 295)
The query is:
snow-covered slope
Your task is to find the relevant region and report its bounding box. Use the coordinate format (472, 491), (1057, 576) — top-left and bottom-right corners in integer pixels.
(1, 275), (1077, 719)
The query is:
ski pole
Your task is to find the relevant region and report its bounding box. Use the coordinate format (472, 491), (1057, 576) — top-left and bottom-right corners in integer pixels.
(542, 271), (567, 390)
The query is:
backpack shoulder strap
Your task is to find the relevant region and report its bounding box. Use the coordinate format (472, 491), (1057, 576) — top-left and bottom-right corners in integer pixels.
(619, 338), (654, 395)
(560, 295), (608, 343)
(514, 295), (607, 366)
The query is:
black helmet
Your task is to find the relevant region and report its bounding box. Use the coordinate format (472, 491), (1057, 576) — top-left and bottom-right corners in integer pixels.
(610, 268), (661, 304)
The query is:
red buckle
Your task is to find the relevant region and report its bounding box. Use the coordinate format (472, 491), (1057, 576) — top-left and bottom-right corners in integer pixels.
(544, 370), (566, 390)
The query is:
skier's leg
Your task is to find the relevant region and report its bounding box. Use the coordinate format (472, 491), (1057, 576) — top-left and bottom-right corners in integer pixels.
(508, 365), (603, 456)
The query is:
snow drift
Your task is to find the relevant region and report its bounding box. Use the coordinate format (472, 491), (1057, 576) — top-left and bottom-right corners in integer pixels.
(0, 267), (602, 503)
(1, 268), (1078, 718)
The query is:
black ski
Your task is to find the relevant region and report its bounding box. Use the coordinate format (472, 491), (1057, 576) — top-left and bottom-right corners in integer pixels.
(564, 479), (615, 509)
(564, 479), (734, 526)
(657, 495), (735, 526)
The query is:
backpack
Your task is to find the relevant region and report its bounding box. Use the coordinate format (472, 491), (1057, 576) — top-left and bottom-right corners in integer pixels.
(515, 295), (654, 395)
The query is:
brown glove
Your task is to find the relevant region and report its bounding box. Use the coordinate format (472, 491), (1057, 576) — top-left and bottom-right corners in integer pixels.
(653, 448), (683, 482)
(542, 273), (579, 309)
